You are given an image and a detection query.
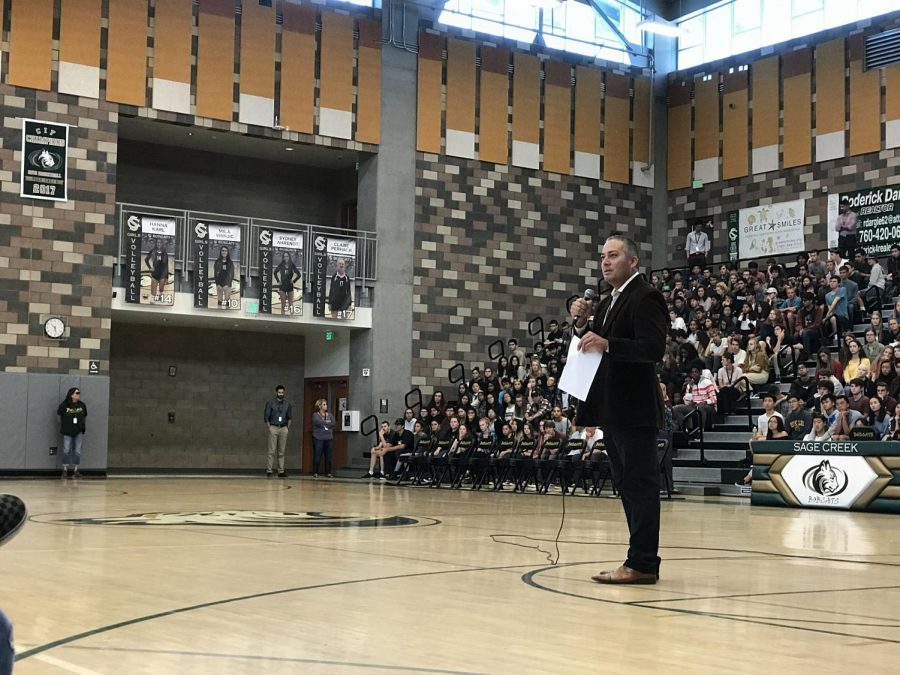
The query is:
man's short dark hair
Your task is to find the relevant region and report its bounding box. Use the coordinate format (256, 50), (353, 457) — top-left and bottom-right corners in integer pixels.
(850, 378), (865, 387)
(876, 380), (889, 389)
(394, 418), (404, 426)
(787, 393), (799, 401)
(508, 338), (517, 345)
(840, 197), (850, 206)
(762, 393), (776, 402)
(748, 261), (759, 270)
(821, 394), (835, 404)
(606, 233), (639, 260)
(835, 394), (848, 404)
(275, 385), (285, 391)
(812, 412), (827, 423)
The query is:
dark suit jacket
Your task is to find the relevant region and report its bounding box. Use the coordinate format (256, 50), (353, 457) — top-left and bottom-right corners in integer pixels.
(576, 275), (667, 429)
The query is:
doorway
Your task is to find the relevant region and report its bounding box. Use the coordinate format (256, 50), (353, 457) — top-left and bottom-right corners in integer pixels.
(303, 377), (350, 474)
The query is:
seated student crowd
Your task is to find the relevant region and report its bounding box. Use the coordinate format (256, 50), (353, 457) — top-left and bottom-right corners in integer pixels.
(654, 247), (900, 442)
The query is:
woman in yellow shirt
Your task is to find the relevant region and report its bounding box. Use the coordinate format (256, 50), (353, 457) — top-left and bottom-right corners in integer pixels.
(743, 336), (770, 387)
(840, 338), (870, 383)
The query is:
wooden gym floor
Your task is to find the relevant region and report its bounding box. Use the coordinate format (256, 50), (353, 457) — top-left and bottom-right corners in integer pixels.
(2, 477), (899, 674)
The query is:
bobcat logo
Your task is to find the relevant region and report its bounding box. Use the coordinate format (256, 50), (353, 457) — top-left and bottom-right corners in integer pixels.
(126, 215), (141, 232)
(194, 222), (208, 238)
(728, 227), (738, 242)
(315, 236), (327, 251)
(28, 149), (62, 170)
(802, 460), (848, 497)
(259, 229), (272, 246)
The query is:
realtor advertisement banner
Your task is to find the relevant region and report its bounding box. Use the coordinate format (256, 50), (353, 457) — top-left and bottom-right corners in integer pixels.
(313, 236), (356, 319)
(258, 229), (304, 316)
(21, 119), (68, 201)
(193, 221), (242, 310)
(728, 199), (806, 260)
(827, 187), (900, 257)
(124, 213), (177, 306)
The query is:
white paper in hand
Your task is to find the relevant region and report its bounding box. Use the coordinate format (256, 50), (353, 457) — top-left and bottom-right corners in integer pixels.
(559, 335), (602, 401)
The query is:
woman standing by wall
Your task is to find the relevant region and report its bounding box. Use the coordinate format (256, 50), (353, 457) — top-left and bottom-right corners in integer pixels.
(57, 387), (87, 479)
(311, 398), (335, 478)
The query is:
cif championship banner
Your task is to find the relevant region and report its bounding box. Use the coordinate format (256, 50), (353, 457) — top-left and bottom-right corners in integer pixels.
(258, 229), (304, 316)
(827, 187), (900, 256)
(727, 199), (805, 260)
(313, 236), (356, 319)
(21, 119), (68, 201)
(124, 213), (177, 306)
(193, 221), (242, 310)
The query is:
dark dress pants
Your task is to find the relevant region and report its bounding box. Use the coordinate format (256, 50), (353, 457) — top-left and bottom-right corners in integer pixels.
(604, 427), (661, 575)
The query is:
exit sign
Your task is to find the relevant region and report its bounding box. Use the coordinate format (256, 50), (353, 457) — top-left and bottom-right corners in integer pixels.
(325, 330), (334, 341)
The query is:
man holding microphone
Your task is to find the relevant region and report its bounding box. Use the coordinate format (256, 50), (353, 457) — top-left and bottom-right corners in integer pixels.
(570, 235), (668, 585)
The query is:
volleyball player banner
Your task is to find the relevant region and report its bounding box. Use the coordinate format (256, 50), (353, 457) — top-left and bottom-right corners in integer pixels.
(827, 187), (900, 256)
(312, 236), (356, 319)
(728, 199), (806, 260)
(192, 221), (242, 310)
(124, 213), (176, 306)
(258, 229), (304, 316)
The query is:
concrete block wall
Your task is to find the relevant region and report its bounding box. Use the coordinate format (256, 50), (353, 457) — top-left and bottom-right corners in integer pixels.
(108, 323), (305, 470)
(665, 147), (900, 268)
(412, 153), (653, 392)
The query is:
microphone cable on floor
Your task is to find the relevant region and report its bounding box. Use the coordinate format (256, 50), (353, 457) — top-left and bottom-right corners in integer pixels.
(490, 479), (567, 566)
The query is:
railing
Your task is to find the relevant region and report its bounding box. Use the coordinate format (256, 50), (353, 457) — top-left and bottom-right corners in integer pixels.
(733, 375), (754, 431)
(114, 202), (378, 305)
(682, 407), (706, 465)
(776, 342), (798, 381)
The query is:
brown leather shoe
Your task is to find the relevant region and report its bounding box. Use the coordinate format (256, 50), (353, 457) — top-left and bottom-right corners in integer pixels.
(591, 565), (658, 585)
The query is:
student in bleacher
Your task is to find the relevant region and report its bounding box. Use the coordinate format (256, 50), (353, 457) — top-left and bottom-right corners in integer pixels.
(831, 395), (863, 440)
(875, 381), (897, 416)
(765, 416), (790, 440)
(751, 393), (784, 441)
(784, 394), (813, 440)
(824, 275), (851, 341)
(839, 338), (870, 385)
(847, 378), (871, 416)
(888, 404), (900, 441)
(743, 337), (770, 388)
(815, 348), (844, 388)
(803, 413), (832, 441)
(863, 397), (891, 440)
(673, 365), (717, 431)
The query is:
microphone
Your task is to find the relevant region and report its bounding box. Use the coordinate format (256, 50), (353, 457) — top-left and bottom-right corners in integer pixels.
(573, 288), (597, 323)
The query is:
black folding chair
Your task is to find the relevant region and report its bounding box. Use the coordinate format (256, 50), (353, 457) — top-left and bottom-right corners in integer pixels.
(657, 438), (673, 498)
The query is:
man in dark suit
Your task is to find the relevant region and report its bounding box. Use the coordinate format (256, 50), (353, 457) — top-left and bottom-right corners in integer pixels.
(570, 235), (667, 585)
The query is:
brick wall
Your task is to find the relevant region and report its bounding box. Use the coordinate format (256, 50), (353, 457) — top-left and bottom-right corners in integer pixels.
(665, 147), (900, 268)
(412, 153), (653, 392)
(108, 323), (305, 470)
(0, 86), (118, 373)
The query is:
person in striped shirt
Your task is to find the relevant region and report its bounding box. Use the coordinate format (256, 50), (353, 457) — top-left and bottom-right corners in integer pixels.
(673, 366), (717, 432)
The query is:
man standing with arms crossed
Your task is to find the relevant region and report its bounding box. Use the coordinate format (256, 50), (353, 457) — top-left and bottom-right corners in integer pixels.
(264, 385), (291, 478)
(570, 235), (667, 585)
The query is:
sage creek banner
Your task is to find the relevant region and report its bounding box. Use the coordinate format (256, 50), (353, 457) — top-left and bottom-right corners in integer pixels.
(827, 186), (900, 256)
(193, 221), (242, 310)
(730, 199), (806, 260)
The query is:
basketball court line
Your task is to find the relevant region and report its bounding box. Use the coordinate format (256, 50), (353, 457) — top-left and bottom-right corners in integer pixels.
(62, 645), (488, 675)
(522, 562), (900, 645)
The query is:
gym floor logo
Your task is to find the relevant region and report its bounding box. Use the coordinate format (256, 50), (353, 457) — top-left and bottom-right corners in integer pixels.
(802, 460), (848, 497)
(59, 511), (439, 529)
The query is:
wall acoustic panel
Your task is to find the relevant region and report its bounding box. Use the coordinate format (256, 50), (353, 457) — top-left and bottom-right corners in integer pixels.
(280, 2), (316, 134)
(543, 60), (572, 175)
(722, 70), (748, 181)
(782, 49), (812, 169)
(319, 12), (354, 140)
(815, 38), (846, 162)
(632, 76), (652, 186)
(849, 34), (880, 157)
(7, 0), (54, 91)
(152, 0), (193, 114)
(751, 56), (779, 174)
(238, 0), (276, 127)
(667, 81), (691, 190)
(416, 32), (444, 154)
(356, 19), (382, 145)
(574, 66), (601, 179)
(604, 73), (630, 185)
(693, 74), (720, 184)
(445, 38), (476, 159)
(512, 53), (540, 170)
(59, 0), (102, 99)
(478, 45), (510, 165)
(196, 0), (236, 121)
(887, 63), (900, 149)
(106, 0), (149, 106)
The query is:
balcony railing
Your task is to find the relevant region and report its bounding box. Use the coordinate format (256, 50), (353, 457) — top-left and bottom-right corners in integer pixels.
(113, 203), (377, 307)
